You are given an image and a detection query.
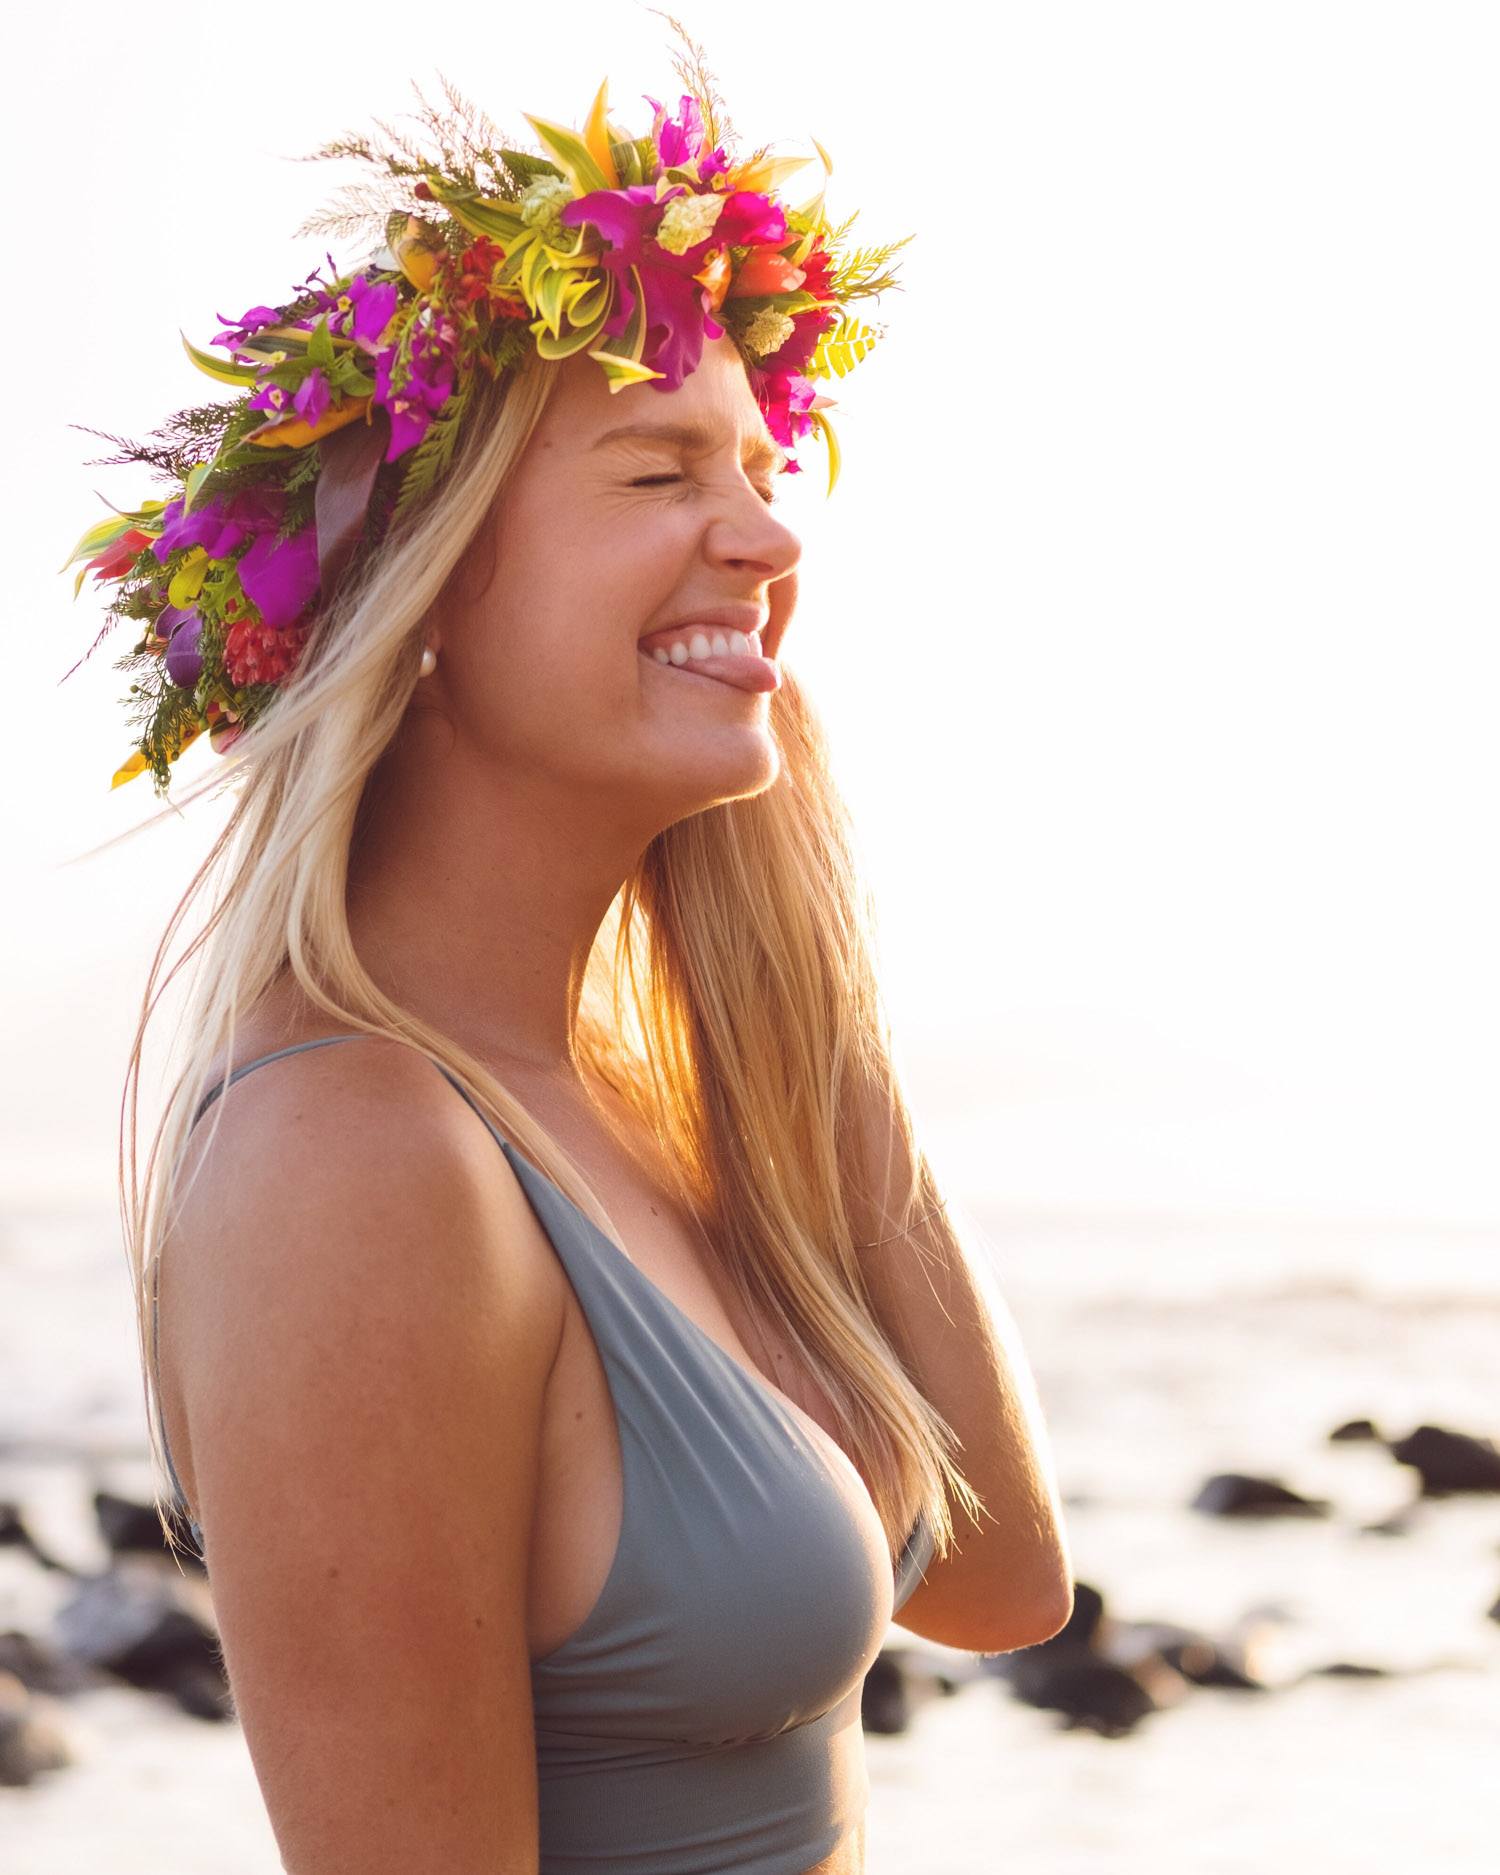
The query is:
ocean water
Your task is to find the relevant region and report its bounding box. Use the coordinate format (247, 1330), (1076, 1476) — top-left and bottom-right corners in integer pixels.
(2, 1198), (1497, 1872)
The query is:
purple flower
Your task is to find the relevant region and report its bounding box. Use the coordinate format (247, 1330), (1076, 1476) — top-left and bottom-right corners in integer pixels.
(248, 376), (294, 419)
(328, 274), (400, 353)
(236, 522), (320, 630)
(293, 368), (331, 429)
(642, 93), (732, 181)
(212, 305), (282, 354)
(160, 607), (204, 688)
(153, 484), (287, 563)
(643, 92), (705, 170)
(372, 316), (457, 460)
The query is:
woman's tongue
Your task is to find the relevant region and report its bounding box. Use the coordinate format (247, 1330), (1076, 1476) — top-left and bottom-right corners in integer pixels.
(636, 625), (779, 695)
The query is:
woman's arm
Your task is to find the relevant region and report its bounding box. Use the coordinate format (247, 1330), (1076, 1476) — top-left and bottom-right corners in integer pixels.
(161, 1042), (564, 1873)
(849, 1079), (1074, 1654)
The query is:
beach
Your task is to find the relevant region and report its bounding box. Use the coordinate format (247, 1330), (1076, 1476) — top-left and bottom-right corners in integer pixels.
(4, 1199), (1497, 1872)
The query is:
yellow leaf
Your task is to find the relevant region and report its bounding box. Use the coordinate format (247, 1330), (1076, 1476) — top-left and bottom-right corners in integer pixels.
(168, 548), (208, 608)
(58, 513), (134, 573)
(582, 78), (620, 190)
(247, 397), (371, 450)
(110, 750), (149, 789)
(731, 152), (814, 197)
(808, 409), (842, 497)
(588, 350), (665, 392)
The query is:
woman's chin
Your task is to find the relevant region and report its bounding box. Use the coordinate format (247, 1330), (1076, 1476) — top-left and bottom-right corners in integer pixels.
(642, 723), (782, 813)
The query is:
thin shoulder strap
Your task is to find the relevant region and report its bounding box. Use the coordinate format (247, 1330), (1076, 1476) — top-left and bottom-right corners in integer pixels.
(189, 1033), (376, 1131)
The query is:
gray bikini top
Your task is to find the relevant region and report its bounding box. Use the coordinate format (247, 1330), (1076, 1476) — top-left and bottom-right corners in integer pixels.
(155, 1034), (935, 1875)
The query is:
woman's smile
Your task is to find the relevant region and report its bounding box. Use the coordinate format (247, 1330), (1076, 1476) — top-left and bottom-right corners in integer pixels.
(637, 624), (781, 695)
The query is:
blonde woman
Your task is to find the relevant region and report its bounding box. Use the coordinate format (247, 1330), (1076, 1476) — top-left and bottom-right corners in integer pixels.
(109, 69), (1073, 1875)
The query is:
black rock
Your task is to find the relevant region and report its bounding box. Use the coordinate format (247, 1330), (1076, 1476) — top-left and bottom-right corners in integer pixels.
(1306, 1661), (1393, 1679)
(1329, 1418), (1382, 1443)
(52, 1561), (231, 1721)
(1049, 1579), (1106, 1648)
(0, 1630), (105, 1696)
(861, 1653), (911, 1734)
(1384, 1424), (1500, 1496)
(991, 1647), (1157, 1737)
(979, 1581), (1186, 1737)
(861, 1639), (974, 1737)
(1189, 1472), (1332, 1518)
(0, 1501), (70, 1573)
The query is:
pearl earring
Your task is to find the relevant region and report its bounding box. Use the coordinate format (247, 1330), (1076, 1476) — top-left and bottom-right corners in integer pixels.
(418, 644), (438, 678)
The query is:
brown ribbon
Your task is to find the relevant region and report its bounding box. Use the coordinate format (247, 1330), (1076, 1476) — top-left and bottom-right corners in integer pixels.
(315, 407), (391, 600)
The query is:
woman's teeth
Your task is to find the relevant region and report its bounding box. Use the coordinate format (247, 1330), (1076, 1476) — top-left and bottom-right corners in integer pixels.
(651, 627), (763, 667)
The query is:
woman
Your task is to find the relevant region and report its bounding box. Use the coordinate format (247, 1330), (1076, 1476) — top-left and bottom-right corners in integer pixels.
(102, 56), (1072, 1875)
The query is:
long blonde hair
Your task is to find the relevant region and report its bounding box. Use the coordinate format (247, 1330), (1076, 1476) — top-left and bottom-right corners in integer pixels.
(107, 352), (982, 1567)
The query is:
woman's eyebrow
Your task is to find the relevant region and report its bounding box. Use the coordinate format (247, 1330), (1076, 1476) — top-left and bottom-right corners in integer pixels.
(591, 420), (789, 474)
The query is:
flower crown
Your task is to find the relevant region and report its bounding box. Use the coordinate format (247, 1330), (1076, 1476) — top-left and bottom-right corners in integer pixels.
(61, 46), (911, 797)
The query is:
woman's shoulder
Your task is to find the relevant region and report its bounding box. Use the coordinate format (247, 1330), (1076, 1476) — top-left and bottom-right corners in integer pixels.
(160, 1008), (569, 1519)
(172, 1003), (570, 1362)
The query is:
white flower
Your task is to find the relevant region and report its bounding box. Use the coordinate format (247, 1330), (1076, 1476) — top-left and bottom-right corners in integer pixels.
(520, 175), (575, 243)
(743, 306), (796, 358)
(655, 191), (725, 256)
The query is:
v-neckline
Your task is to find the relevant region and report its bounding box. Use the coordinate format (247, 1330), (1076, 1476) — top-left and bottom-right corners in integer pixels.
(496, 1131), (872, 1494)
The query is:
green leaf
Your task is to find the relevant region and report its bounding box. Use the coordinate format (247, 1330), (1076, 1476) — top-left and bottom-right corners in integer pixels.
(183, 461), (214, 513)
(499, 149), (566, 187)
(235, 324), (312, 362)
(534, 263), (571, 338)
(520, 112), (611, 196)
(422, 174), (527, 243)
(533, 294), (610, 360)
(180, 333), (260, 387)
(308, 316), (335, 369)
(750, 291), (827, 315)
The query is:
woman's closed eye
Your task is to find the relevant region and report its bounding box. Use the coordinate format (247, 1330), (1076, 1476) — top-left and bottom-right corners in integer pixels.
(631, 473), (780, 507)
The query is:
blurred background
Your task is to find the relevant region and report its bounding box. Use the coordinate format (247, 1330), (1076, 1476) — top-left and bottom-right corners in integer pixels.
(3, 2), (1497, 1869)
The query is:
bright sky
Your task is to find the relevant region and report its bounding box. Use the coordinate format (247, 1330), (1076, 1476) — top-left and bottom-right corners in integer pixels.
(4, 2), (1497, 1242)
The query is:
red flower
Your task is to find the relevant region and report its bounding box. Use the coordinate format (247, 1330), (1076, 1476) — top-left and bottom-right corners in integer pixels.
(224, 617), (310, 688)
(798, 245), (836, 301)
(449, 238), (526, 314)
(86, 528), (154, 583)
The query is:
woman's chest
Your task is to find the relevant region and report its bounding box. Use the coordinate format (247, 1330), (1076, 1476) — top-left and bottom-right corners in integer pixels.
(525, 1193), (888, 1669)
